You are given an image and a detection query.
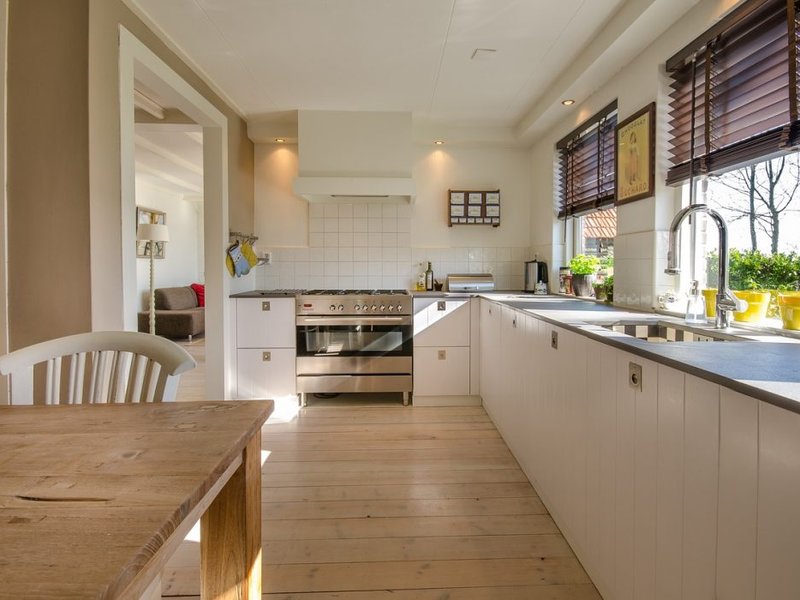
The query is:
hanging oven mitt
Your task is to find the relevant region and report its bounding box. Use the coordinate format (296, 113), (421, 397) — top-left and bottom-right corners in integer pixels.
(242, 241), (258, 268)
(228, 241), (251, 277)
(225, 245), (236, 277)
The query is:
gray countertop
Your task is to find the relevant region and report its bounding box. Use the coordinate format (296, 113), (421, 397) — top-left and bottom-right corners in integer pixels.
(482, 293), (800, 414)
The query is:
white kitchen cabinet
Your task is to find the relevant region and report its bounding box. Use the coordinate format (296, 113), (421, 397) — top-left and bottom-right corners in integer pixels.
(756, 401), (800, 600)
(655, 365), (685, 600)
(236, 347), (296, 399)
(235, 297), (296, 399)
(412, 346), (470, 396)
(716, 387), (758, 600)
(479, 299), (502, 413)
(236, 297), (295, 348)
(682, 375), (720, 599)
(412, 297), (478, 404)
(477, 298), (800, 600)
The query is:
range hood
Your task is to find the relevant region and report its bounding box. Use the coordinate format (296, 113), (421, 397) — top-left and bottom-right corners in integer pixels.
(293, 111), (416, 202)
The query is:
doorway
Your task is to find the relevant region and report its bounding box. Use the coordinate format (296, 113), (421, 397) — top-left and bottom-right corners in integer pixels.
(119, 26), (230, 399)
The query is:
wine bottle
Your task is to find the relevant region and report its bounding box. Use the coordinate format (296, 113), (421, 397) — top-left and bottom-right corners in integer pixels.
(425, 262), (434, 291)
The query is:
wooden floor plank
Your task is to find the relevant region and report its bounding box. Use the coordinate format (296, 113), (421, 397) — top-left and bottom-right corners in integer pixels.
(160, 401), (599, 599)
(172, 585), (601, 600)
(262, 496), (546, 520)
(264, 446), (515, 461)
(165, 533), (575, 568)
(262, 468), (528, 488)
(262, 481), (537, 502)
(263, 456), (520, 473)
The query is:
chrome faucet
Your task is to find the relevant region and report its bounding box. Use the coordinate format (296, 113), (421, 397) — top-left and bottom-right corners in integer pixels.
(665, 204), (746, 329)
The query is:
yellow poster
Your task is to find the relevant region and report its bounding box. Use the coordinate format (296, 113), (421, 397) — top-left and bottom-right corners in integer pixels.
(616, 103), (654, 204)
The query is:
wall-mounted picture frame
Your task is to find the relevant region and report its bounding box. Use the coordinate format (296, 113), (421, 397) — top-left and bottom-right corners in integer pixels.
(468, 192), (483, 204)
(449, 191), (465, 204)
(615, 102), (655, 205)
(136, 206), (167, 259)
(485, 192), (500, 204)
(450, 204), (465, 218)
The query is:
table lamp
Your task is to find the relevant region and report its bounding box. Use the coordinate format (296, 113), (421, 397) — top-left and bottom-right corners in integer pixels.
(137, 223), (169, 335)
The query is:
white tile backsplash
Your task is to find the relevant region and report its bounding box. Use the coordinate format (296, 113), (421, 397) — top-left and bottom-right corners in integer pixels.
(257, 203), (532, 290)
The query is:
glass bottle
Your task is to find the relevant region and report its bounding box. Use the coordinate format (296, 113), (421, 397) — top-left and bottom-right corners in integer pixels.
(425, 262), (434, 291)
(685, 279), (706, 324)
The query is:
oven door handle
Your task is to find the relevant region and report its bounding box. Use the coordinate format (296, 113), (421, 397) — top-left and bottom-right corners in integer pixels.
(296, 315), (412, 326)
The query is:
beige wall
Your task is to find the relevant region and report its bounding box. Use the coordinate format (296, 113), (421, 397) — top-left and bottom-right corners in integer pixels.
(4, 0), (254, 348)
(7, 0), (92, 349)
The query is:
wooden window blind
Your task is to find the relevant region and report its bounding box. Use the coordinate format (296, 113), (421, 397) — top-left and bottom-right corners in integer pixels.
(666, 0), (799, 185)
(557, 101), (618, 218)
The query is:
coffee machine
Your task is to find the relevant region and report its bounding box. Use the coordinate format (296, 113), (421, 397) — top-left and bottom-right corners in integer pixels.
(524, 259), (549, 293)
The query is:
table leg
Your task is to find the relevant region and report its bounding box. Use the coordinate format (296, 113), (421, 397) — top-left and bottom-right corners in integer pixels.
(200, 434), (262, 599)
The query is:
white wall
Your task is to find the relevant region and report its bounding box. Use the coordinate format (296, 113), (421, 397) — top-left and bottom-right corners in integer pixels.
(528, 0), (739, 309)
(135, 179), (204, 310)
(253, 140), (534, 290)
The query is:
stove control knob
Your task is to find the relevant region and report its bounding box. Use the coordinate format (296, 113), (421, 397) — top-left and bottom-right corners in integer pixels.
(354, 305), (361, 311)
(388, 305), (395, 311)
(338, 304), (344, 312)
(371, 304), (377, 311)
(361, 304), (369, 311)
(380, 304), (386, 311)
(329, 304), (336, 311)
(396, 304), (403, 312)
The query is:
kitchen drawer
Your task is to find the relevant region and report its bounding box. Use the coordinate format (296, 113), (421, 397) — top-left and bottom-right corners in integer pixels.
(413, 298), (470, 347)
(413, 346), (470, 396)
(236, 297), (295, 348)
(236, 348), (296, 399)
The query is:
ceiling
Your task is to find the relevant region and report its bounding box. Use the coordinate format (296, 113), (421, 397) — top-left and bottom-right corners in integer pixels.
(124, 0), (711, 146)
(135, 122), (204, 199)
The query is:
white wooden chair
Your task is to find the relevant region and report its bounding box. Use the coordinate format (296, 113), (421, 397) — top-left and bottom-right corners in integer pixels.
(0, 331), (196, 405)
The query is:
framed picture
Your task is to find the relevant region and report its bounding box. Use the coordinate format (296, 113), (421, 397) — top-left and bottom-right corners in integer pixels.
(467, 204), (482, 217)
(616, 102), (655, 205)
(136, 207), (166, 259)
(449, 191), (465, 204)
(468, 192), (483, 204)
(485, 191), (500, 204)
(486, 204), (500, 217)
(450, 204), (465, 218)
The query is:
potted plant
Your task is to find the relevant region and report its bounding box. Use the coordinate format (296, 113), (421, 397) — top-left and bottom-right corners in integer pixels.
(603, 275), (614, 303)
(569, 254), (600, 297)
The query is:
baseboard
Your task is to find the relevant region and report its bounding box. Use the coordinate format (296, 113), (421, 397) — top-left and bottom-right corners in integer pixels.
(412, 395), (483, 407)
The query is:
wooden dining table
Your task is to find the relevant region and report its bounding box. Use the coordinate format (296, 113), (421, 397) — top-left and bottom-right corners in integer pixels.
(0, 399), (273, 599)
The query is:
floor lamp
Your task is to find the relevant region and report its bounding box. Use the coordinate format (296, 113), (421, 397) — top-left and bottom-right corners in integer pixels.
(136, 223), (170, 335)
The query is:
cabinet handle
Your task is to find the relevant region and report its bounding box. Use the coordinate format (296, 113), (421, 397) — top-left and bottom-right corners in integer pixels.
(512, 318), (517, 328)
(262, 301), (271, 311)
(437, 301), (446, 311)
(437, 349), (446, 360)
(262, 351), (271, 362)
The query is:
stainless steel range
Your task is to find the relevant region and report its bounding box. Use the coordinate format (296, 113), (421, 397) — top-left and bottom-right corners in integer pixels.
(295, 290), (412, 406)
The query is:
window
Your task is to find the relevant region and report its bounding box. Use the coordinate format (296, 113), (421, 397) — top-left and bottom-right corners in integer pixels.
(557, 101), (618, 218)
(667, 0), (800, 323)
(666, 0), (800, 185)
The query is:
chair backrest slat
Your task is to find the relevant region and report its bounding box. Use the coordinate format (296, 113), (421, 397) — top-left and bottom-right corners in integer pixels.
(0, 332), (195, 406)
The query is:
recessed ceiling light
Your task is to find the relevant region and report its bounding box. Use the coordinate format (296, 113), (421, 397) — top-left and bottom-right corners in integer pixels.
(434, 140), (445, 145)
(561, 99), (575, 106)
(275, 138), (286, 143)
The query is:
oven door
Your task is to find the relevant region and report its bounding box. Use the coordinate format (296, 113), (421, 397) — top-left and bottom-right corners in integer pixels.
(296, 315), (412, 359)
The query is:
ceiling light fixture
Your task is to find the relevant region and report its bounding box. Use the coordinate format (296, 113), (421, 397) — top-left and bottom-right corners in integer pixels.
(561, 99), (575, 106)
(275, 138), (286, 143)
(434, 140), (445, 145)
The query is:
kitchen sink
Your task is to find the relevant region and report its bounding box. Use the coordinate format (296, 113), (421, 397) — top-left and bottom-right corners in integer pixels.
(598, 320), (751, 343)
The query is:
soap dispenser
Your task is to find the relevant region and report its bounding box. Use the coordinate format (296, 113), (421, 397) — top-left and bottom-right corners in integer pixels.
(685, 280), (706, 324)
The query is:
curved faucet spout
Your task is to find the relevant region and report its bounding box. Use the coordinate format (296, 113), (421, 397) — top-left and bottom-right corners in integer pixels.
(664, 204), (744, 328)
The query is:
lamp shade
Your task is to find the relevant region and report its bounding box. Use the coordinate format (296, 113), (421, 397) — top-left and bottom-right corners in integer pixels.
(137, 223), (169, 243)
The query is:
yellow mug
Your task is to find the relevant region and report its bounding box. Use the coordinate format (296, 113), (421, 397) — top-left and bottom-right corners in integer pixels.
(777, 292), (800, 330)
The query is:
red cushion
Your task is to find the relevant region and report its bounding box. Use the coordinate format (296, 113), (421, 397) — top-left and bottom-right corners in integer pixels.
(190, 283), (205, 307)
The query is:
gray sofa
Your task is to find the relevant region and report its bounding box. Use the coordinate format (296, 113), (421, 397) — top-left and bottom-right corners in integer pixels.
(137, 286), (204, 340)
